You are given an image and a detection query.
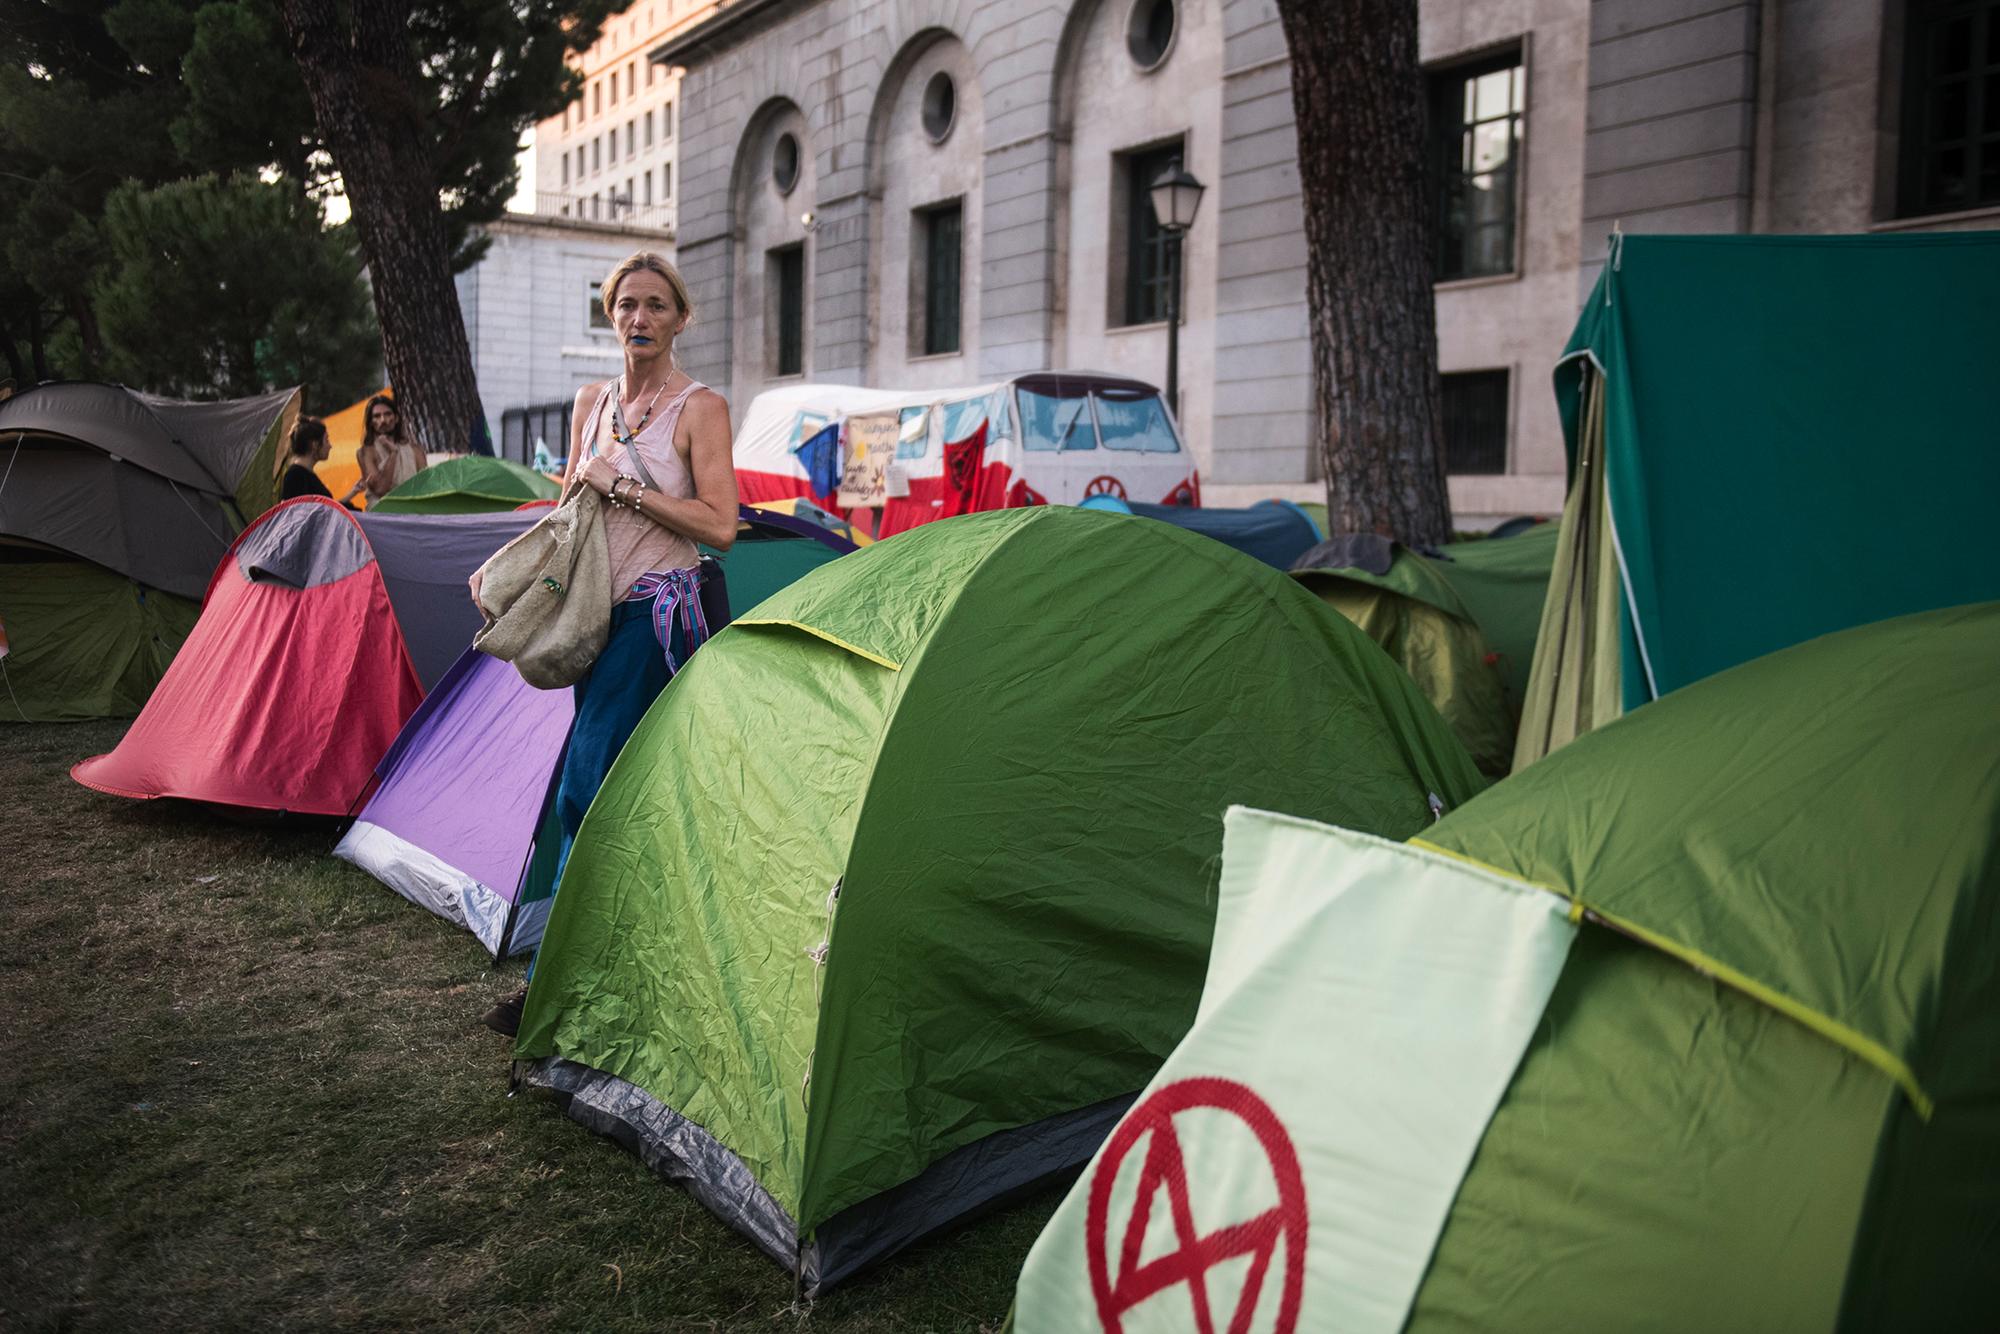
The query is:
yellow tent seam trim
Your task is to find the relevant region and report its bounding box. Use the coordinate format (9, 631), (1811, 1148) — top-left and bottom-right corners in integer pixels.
(731, 618), (903, 670)
(1407, 837), (1936, 1120)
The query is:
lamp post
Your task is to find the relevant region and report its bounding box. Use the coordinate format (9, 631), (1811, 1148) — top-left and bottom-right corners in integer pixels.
(1147, 166), (1206, 420)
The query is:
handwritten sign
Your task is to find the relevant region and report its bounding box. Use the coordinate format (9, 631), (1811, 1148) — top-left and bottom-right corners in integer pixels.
(839, 412), (898, 508)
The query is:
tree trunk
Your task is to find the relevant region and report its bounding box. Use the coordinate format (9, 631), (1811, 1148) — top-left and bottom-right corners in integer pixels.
(278, 0), (482, 452)
(1275, 0), (1453, 547)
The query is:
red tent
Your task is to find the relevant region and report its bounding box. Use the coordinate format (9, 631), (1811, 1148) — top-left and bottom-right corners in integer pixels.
(73, 498), (532, 816)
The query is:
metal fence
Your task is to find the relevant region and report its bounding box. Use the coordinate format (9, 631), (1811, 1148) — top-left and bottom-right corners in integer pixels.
(530, 190), (674, 233)
(499, 400), (574, 470)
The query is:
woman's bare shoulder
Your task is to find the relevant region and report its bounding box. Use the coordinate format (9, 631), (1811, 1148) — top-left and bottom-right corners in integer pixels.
(684, 386), (731, 426)
(575, 380), (610, 409)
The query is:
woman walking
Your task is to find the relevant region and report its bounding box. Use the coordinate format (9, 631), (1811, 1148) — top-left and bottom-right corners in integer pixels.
(477, 251), (738, 1034)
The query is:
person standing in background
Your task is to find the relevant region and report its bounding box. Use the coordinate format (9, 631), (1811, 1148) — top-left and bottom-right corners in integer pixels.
(354, 394), (425, 506)
(281, 418), (339, 500)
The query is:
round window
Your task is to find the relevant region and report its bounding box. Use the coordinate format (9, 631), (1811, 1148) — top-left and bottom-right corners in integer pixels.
(921, 71), (957, 143)
(772, 131), (800, 195)
(1126, 0), (1176, 70)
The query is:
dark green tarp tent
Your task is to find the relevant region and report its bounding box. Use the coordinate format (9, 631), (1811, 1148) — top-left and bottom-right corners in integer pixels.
(515, 506), (1485, 1292)
(1014, 602), (2000, 1330)
(370, 455), (560, 513)
(1519, 232), (2000, 766)
(0, 382), (299, 721)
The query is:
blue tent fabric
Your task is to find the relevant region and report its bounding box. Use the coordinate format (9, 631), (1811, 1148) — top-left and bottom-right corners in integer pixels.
(1127, 501), (1320, 569)
(794, 423), (842, 498)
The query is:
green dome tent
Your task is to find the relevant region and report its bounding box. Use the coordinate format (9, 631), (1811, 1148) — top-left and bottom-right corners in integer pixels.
(1013, 601), (2000, 1332)
(515, 506), (1485, 1293)
(1435, 520), (1556, 706)
(369, 455), (559, 513)
(1520, 233), (2000, 768)
(1291, 524), (1557, 776)
(1292, 551), (1512, 775)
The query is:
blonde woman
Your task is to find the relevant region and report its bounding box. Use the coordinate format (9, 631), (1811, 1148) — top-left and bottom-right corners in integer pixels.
(478, 251), (738, 1034)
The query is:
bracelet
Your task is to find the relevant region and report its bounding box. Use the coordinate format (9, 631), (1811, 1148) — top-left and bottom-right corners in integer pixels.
(610, 474), (638, 508)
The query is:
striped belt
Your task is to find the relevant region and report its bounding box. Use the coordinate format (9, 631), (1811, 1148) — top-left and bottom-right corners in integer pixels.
(623, 566), (710, 674)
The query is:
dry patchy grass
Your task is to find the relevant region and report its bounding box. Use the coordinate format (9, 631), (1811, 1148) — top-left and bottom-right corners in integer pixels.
(0, 721), (1054, 1331)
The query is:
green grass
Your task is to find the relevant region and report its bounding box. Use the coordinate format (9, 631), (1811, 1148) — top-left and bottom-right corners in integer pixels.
(0, 720), (1054, 1331)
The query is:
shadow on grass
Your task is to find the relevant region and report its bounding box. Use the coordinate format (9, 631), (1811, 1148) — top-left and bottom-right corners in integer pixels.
(1, 721), (1051, 1331)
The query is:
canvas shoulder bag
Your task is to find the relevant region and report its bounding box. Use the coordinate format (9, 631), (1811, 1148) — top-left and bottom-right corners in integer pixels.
(471, 475), (612, 689)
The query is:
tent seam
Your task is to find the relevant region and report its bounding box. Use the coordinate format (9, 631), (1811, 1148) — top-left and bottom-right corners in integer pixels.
(731, 618), (902, 670)
(1408, 836), (1937, 1119)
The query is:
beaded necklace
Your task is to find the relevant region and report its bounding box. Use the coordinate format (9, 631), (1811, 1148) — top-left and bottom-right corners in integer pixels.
(609, 374), (673, 448)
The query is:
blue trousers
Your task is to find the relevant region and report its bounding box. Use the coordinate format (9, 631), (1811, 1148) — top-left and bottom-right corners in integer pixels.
(527, 592), (704, 977)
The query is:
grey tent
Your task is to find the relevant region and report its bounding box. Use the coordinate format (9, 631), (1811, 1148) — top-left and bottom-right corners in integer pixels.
(0, 383), (300, 721)
(0, 382), (299, 598)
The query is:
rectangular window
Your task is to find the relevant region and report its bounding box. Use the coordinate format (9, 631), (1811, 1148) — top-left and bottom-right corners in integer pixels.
(626, 120), (635, 156)
(628, 61), (635, 95)
(644, 171), (653, 206)
(588, 282), (612, 330)
(919, 200), (963, 356)
(1427, 50), (1525, 281)
(664, 101), (674, 138)
(593, 81), (601, 116)
(1119, 141), (1184, 326)
(608, 130), (617, 165)
(771, 244), (805, 376)
(610, 71), (618, 105)
(663, 160), (673, 198)
(1441, 370), (1510, 474)
(592, 138), (600, 172)
(561, 154), (569, 187)
(645, 110), (654, 147)
(625, 177), (634, 213)
(1900, 0), (2000, 215)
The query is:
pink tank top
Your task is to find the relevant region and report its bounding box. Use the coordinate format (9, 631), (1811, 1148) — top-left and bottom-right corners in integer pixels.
(581, 379), (705, 598)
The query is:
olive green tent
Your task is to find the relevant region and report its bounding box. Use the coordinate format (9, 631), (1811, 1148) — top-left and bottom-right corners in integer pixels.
(0, 558), (200, 722)
(1290, 524), (1557, 776)
(515, 506), (1485, 1292)
(1519, 232), (2000, 767)
(1014, 601), (2000, 1331)
(369, 455), (560, 513)
(1292, 554), (1512, 774)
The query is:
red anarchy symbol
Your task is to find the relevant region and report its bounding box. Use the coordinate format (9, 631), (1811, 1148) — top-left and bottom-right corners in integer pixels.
(1083, 475), (1128, 500)
(1086, 1077), (1307, 1334)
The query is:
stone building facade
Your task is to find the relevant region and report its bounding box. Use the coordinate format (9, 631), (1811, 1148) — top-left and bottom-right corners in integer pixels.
(635, 0), (1999, 522)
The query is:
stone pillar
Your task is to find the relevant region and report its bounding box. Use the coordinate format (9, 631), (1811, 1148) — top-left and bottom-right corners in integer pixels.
(1209, 0), (1315, 487)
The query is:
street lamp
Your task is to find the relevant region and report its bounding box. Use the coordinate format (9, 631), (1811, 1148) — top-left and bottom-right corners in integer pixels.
(1147, 166), (1205, 419)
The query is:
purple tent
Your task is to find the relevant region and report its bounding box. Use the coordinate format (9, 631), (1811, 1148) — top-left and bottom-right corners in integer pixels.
(335, 507), (858, 956)
(336, 646), (573, 956)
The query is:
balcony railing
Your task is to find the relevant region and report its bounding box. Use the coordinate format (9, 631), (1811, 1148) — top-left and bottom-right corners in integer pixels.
(527, 189), (674, 233)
